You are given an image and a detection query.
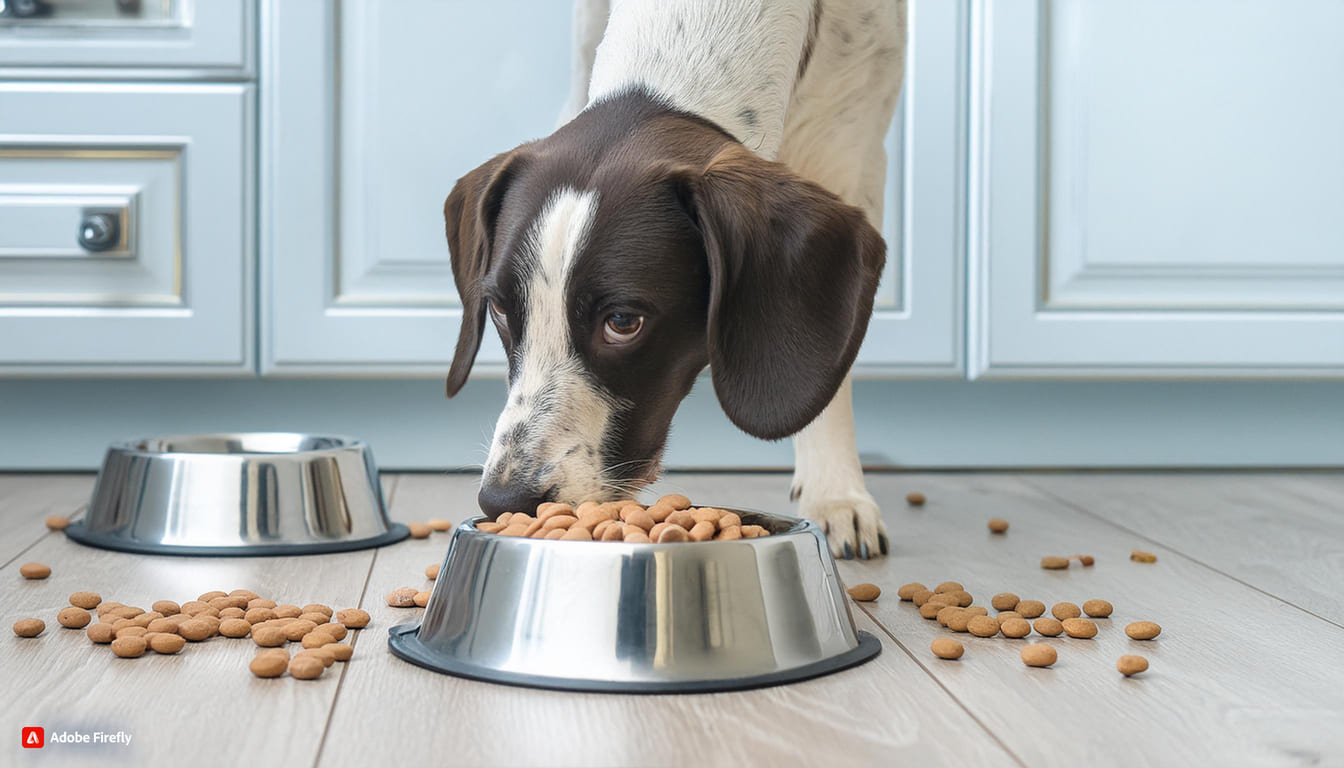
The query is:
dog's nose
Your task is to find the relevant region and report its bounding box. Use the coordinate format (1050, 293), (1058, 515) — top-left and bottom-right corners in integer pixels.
(477, 482), (547, 520)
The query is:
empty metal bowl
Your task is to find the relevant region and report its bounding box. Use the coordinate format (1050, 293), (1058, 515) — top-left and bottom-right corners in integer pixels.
(388, 508), (880, 693)
(66, 433), (408, 556)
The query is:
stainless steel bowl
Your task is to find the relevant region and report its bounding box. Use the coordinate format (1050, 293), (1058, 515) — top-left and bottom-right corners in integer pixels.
(66, 433), (408, 556)
(388, 508), (879, 693)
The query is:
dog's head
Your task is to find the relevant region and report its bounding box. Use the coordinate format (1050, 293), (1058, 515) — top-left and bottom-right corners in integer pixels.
(446, 91), (885, 516)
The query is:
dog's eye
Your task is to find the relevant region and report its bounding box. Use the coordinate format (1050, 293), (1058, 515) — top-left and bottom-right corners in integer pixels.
(602, 313), (644, 344)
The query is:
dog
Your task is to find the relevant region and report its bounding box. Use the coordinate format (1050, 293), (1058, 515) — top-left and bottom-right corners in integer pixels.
(444, 0), (907, 559)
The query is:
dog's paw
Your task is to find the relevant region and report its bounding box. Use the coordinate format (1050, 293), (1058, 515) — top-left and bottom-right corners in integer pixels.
(798, 488), (889, 560)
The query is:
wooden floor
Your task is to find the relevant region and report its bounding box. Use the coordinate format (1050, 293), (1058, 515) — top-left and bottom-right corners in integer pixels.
(3, 471), (1343, 767)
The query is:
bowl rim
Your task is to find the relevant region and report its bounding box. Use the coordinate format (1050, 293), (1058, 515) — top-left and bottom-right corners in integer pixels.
(108, 432), (368, 458)
(460, 505), (812, 544)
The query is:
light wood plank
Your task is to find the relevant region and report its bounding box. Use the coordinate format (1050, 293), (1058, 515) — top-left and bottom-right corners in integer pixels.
(315, 474), (1018, 768)
(0, 474), (94, 565)
(0, 476), (400, 765)
(814, 473), (1343, 768)
(1020, 472), (1344, 626)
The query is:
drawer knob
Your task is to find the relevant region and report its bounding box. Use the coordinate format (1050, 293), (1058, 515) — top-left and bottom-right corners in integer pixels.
(78, 213), (120, 252)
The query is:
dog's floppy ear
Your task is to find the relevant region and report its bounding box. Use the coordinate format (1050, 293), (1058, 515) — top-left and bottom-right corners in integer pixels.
(686, 144), (885, 440)
(444, 150), (527, 397)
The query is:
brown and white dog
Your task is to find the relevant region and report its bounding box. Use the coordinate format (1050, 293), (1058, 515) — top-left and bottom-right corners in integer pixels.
(444, 0), (907, 559)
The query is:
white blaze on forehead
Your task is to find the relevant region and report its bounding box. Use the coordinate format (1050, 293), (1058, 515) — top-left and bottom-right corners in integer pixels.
(484, 188), (621, 501)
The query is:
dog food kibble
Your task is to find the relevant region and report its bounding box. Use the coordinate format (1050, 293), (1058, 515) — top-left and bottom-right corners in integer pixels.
(45, 514), (71, 530)
(998, 611), (1023, 622)
(926, 593), (959, 609)
(1082, 599), (1113, 618)
(299, 647), (335, 667)
(58, 607), (92, 629)
(288, 655), (325, 680)
(336, 608), (371, 629)
(413, 590), (431, 607)
(931, 638), (964, 660)
(87, 623), (115, 643)
(1117, 655), (1149, 676)
(425, 563), (440, 580)
(274, 605), (302, 619)
(316, 622), (347, 642)
(946, 610), (974, 632)
(1075, 554), (1096, 567)
(1062, 618), (1098, 639)
(1015, 600), (1046, 619)
(910, 589), (935, 607)
(1040, 556), (1069, 570)
(964, 606), (988, 616)
(897, 582), (927, 601)
(283, 620), (317, 642)
(111, 636), (148, 658)
(919, 602), (945, 619)
(250, 653), (288, 678)
(178, 619), (214, 642)
(252, 626), (286, 647)
(659, 494), (692, 510)
(116, 626), (147, 639)
(13, 618), (45, 637)
(479, 499), (772, 544)
(1125, 621), (1162, 640)
(427, 518), (452, 532)
(386, 588), (418, 608)
(846, 583), (881, 602)
(68, 591), (101, 609)
(967, 615), (1001, 637)
(1021, 644), (1057, 668)
(1051, 602), (1081, 620)
(1033, 617), (1064, 637)
(324, 643), (354, 662)
(1000, 618), (1032, 638)
(987, 518), (1009, 533)
(991, 592), (1019, 611)
(302, 604), (333, 618)
(906, 491), (926, 506)
(149, 633), (186, 654)
(1131, 550), (1157, 563)
(19, 562), (51, 579)
(301, 630), (336, 649)
(153, 599), (180, 615)
(934, 581), (963, 594)
(220, 618), (253, 638)
(408, 522), (432, 538)
(936, 606), (962, 626)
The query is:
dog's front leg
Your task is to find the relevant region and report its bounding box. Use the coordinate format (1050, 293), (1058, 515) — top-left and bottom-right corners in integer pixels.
(791, 375), (887, 559)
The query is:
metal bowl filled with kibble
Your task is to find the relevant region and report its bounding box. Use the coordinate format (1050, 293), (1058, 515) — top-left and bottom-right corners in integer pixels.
(388, 496), (881, 693)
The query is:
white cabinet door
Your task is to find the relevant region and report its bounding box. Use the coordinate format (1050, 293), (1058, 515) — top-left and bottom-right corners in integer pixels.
(0, 83), (253, 374)
(972, 0), (1344, 377)
(262, 0), (962, 375)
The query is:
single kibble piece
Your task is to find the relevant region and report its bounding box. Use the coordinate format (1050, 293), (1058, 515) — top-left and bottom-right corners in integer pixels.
(1040, 556), (1069, 570)
(252, 626), (286, 647)
(988, 518), (1009, 533)
(998, 611), (1023, 622)
(1061, 618), (1098, 639)
(386, 588), (418, 607)
(906, 491), (926, 506)
(58, 607), (92, 629)
(931, 638), (964, 660)
(936, 606), (962, 626)
(13, 618), (45, 637)
(1021, 644), (1057, 668)
(1075, 554), (1095, 567)
(69, 591), (101, 610)
(688, 520), (716, 542)
(1033, 617), (1064, 637)
(220, 607), (246, 620)
(149, 633), (186, 654)
(220, 618), (253, 638)
(911, 589), (935, 607)
(115, 626), (147, 639)
(425, 563), (440, 580)
(1082, 599), (1113, 618)
(288, 655), (325, 680)
(561, 527), (593, 541)
(1016, 600), (1046, 619)
(302, 604), (333, 618)
(45, 514), (71, 530)
(991, 592), (1019, 611)
(211, 596), (249, 611)
(301, 630), (337, 649)
(897, 582), (927, 601)
(1125, 621), (1162, 640)
(967, 615), (1001, 637)
(336, 608), (371, 629)
(934, 581), (963, 594)
(919, 602), (944, 619)
(19, 562), (51, 579)
(86, 623), (115, 643)
(297, 612), (330, 625)
(178, 619), (213, 642)
(660, 525), (691, 543)
(658, 494), (692, 510)
(1052, 602), (1081, 620)
(230, 589), (260, 601)
(317, 622), (347, 642)
(476, 522), (505, 534)
(1000, 618), (1032, 638)
(131, 611), (163, 628)
(146, 618), (177, 633)
(964, 606), (988, 616)
(1117, 654), (1149, 676)
(946, 609), (974, 632)
(950, 591), (974, 607)
(180, 601), (211, 616)
(248, 599), (277, 611)
(111, 636), (148, 658)
(250, 653), (288, 678)
(274, 605), (302, 619)
(245, 607), (277, 625)
(413, 590), (431, 607)
(846, 583), (881, 602)
(1131, 550), (1157, 563)
(408, 522), (432, 538)
(283, 620), (318, 642)
(199, 590), (228, 602)
(324, 643), (354, 661)
(427, 518), (452, 531)
(926, 593), (959, 609)
(299, 647), (335, 667)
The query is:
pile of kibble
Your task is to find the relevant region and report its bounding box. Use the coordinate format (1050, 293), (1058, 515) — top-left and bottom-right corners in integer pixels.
(11, 576), (370, 681)
(473, 494), (771, 543)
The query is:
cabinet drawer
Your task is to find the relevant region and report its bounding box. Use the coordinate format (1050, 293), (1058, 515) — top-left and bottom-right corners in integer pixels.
(0, 0), (250, 72)
(0, 82), (253, 373)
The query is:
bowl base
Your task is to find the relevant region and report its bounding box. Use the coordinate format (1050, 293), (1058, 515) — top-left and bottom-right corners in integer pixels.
(64, 521), (411, 557)
(387, 623), (882, 694)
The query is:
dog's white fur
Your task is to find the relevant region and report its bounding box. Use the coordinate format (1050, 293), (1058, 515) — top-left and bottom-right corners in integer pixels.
(482, 189), (628, 502)
(540, 0), (906, 557)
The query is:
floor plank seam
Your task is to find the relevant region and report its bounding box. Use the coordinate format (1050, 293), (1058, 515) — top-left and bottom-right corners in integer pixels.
(310, 476), (400, 768)
(1020, 477), (1344, 633)
(855, 602), (1029, 768)
(2, 504), (86, 570)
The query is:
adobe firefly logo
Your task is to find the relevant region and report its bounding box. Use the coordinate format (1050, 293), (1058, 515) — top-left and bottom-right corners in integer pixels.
(21, 726), (44, 749)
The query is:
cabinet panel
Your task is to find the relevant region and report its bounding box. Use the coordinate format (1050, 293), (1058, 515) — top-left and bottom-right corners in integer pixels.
(264, 0), (962, 375)
(0, 83), (253, 373)
(972, 0), (1344, 376)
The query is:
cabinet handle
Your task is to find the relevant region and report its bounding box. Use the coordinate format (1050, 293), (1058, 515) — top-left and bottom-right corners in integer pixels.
(78, 212), (120, 252)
